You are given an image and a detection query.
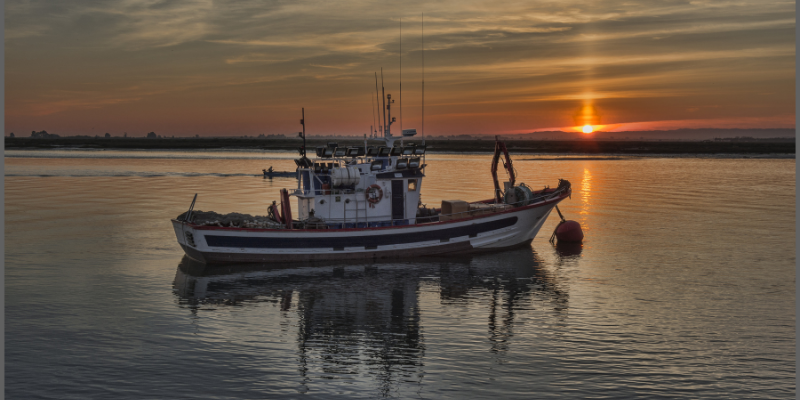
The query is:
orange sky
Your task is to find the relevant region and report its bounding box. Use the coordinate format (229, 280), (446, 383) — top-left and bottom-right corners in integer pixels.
(5, 0), (796, 137)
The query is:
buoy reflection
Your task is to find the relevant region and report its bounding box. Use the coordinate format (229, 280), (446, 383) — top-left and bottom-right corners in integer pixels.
(555, 241), (583, 257)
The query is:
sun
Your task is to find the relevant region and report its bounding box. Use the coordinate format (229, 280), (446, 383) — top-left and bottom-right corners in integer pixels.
(582, 124), (594, 134)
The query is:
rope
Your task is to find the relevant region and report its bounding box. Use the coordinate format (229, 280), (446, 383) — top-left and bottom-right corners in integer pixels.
(549, 205), (568, 244)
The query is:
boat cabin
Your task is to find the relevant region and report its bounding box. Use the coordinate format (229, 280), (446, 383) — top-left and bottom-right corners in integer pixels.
(292, 142), (426, 229)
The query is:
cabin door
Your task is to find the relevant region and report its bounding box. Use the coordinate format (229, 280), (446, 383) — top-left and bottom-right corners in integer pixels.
(391, 180), (405, 221)
(301, 171), (311, 194)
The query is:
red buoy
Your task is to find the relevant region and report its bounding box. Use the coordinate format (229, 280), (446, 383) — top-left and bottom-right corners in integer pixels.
(555, 220), (584, 243)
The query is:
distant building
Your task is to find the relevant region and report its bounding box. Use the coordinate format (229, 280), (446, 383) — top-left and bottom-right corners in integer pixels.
(146, 132), (157, 139)
(9, 133), (14, 138)
(30, 130), (59, 139)
(105, 133), (111, 138)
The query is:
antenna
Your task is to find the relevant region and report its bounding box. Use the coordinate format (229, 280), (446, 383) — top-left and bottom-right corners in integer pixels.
(421, 13), (425, 145)
(381, 68), (386, 137)
(371, 90), (376, 138)
(374, 72), (382, 135)
(400, 18), (403, 135)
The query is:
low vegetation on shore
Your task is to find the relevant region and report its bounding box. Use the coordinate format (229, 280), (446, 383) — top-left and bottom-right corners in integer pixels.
(4, 136), (795, 155)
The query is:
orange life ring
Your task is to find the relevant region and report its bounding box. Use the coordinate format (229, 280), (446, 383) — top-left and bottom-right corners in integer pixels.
(366, 184), (383, 205)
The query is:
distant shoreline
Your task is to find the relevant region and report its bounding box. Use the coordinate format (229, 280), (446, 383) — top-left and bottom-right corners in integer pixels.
(4, 137), (796, 155)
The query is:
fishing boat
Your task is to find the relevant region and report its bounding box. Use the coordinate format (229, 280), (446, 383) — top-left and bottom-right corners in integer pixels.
(172, 94), (571, 264)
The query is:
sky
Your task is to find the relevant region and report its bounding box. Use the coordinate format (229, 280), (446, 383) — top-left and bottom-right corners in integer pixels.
(5, 0), (796, 137)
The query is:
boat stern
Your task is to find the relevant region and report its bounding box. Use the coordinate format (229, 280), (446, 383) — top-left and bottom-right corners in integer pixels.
(172, 219), (209, 262)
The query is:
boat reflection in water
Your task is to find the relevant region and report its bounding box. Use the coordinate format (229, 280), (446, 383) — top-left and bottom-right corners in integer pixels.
(173, 248), (567, 394)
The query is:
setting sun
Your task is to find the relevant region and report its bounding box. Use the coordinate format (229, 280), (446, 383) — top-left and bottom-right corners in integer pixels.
(582, 124), (594, 134)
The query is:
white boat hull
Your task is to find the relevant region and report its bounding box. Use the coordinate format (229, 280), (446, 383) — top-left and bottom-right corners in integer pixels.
(172, 193), (567, 264)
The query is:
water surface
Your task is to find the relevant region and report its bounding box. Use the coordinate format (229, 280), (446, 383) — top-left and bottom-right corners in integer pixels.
(5, 151), (795, 399)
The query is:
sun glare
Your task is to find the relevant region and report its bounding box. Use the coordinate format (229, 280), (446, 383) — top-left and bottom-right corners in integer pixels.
(582, 124), (593, 134)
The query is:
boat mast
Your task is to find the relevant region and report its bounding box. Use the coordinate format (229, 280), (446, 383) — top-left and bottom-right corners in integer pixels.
(300, 108), (306, 158)
(381, 68), (386, 138)
(380, 69), (398, 147)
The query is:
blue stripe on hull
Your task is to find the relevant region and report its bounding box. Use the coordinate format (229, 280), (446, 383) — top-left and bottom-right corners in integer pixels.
(182, 241), (475, 264)
(204, 216), (518, 249)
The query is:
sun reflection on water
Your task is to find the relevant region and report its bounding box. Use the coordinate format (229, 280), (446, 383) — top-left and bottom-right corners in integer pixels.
(580, 167), (592, 216)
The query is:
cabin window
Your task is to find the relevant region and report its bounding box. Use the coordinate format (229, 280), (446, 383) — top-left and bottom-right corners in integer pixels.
(408, 179), (417, 192)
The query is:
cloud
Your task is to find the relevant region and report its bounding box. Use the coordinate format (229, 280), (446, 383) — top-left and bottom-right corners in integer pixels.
(4, 0), (795, 134)
(224, 53), (299, 65)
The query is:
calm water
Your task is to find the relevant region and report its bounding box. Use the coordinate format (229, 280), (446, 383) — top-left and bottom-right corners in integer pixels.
(5, 150), (796, 399)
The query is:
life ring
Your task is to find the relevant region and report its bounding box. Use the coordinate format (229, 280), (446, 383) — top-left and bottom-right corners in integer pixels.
(366, 184), (383, 206)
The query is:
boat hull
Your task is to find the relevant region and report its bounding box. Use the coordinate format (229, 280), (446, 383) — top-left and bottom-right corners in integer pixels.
(172, 193), (566, 264)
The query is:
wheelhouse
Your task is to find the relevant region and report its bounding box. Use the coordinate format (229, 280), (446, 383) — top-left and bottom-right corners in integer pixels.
(293, 143), (427, 228)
